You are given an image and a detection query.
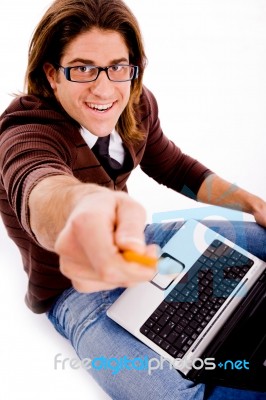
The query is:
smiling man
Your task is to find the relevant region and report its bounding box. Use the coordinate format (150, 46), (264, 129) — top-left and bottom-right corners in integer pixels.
(0, 0), (265, 399)
(43, 28), (133, 137)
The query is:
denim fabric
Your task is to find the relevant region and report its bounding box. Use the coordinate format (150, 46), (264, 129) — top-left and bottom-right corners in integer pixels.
(47, 221), (266, 400)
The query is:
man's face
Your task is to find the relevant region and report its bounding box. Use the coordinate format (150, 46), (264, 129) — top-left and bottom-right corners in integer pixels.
(44, 28), (132, 137)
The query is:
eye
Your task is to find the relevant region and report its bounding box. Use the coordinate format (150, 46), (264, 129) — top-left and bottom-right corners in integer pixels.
(72, 65), (95, 73)
(71, 65), (96, 74)
(110, 64), (124, 72)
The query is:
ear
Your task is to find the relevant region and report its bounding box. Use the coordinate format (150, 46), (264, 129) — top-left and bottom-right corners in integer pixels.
(43, 63), (58, 90)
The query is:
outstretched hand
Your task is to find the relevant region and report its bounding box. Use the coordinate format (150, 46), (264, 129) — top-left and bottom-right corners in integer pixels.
(54, 189), (157, 292)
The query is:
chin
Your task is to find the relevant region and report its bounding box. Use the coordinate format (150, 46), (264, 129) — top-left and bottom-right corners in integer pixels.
(87, 128), (112, 137)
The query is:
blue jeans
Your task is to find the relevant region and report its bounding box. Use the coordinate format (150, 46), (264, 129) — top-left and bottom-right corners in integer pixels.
(47, 221), (266, 400)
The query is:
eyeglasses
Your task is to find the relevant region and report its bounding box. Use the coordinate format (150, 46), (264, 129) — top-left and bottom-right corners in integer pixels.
(57, 64), (139, 83)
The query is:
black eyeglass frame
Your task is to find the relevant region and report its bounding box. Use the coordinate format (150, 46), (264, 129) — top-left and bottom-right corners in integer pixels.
(56, 64), (139, 83)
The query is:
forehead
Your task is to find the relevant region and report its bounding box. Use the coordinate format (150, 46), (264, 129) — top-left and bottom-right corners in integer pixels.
(62, 28), (130, 63)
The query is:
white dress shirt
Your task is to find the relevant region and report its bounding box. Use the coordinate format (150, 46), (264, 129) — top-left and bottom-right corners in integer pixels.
(80, 126), (125, 165)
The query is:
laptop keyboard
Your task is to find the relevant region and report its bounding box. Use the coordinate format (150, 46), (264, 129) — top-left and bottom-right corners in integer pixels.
(140, 239), (254, 359)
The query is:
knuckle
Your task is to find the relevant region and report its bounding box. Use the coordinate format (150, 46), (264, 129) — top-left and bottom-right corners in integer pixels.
(59, 258), (71, 278)
(98, 267), (115, 282)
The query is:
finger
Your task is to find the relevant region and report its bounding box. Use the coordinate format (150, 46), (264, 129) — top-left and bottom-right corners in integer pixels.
(54, 220), (82, 257)
(144, 243), (161, 259)
(59, 250), (155, 286)
(71, 268), (156, 293)
(114, 194), (147, 253)
(72, 278), (119, 293)
(59, 256), (99, 281)
(57, 205), (116, 271)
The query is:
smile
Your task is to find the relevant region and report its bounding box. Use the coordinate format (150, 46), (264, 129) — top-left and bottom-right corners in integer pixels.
(87, 102), (114, 112)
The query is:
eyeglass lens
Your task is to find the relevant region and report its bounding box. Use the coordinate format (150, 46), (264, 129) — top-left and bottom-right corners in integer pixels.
(69, 65), (134, 82)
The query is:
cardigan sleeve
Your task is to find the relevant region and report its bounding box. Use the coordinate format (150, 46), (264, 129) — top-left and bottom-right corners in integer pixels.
(0, 96), (74, 240)
(139, 87), (213, 199)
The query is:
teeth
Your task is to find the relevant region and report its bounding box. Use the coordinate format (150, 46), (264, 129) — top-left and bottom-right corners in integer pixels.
(88, 102), (113, 111)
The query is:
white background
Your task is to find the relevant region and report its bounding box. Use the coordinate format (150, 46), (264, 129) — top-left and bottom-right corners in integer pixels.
(0, 1), (266, 399)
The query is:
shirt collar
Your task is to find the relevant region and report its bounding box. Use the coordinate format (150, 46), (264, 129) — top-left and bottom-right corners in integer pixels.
(80, 126), (98, 148)
(80, 126), (123, 148)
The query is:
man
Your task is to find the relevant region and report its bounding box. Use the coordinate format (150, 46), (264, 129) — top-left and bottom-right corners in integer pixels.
(0, 0), (265, 398)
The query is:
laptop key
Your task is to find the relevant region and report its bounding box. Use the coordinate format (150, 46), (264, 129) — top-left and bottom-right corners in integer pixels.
(174, 333), (189, 349)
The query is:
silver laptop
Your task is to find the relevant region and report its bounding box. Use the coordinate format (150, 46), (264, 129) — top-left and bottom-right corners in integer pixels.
(107, 219), (266, 391)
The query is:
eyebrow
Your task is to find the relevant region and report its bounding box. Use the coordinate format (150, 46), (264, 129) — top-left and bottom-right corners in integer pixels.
(65, 57), (130, 65)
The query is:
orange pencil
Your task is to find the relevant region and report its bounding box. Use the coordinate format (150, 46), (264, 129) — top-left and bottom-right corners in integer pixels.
(122, 250), (157, 268)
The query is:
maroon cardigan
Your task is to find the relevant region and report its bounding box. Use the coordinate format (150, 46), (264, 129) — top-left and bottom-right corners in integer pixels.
(0, 86), (212, 313)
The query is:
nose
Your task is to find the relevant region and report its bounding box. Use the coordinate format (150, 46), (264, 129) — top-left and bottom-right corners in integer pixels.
(89, 69), (115, 98)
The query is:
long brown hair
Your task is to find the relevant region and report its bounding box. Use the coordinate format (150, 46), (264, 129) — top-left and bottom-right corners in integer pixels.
(25, 0), (147, 142)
